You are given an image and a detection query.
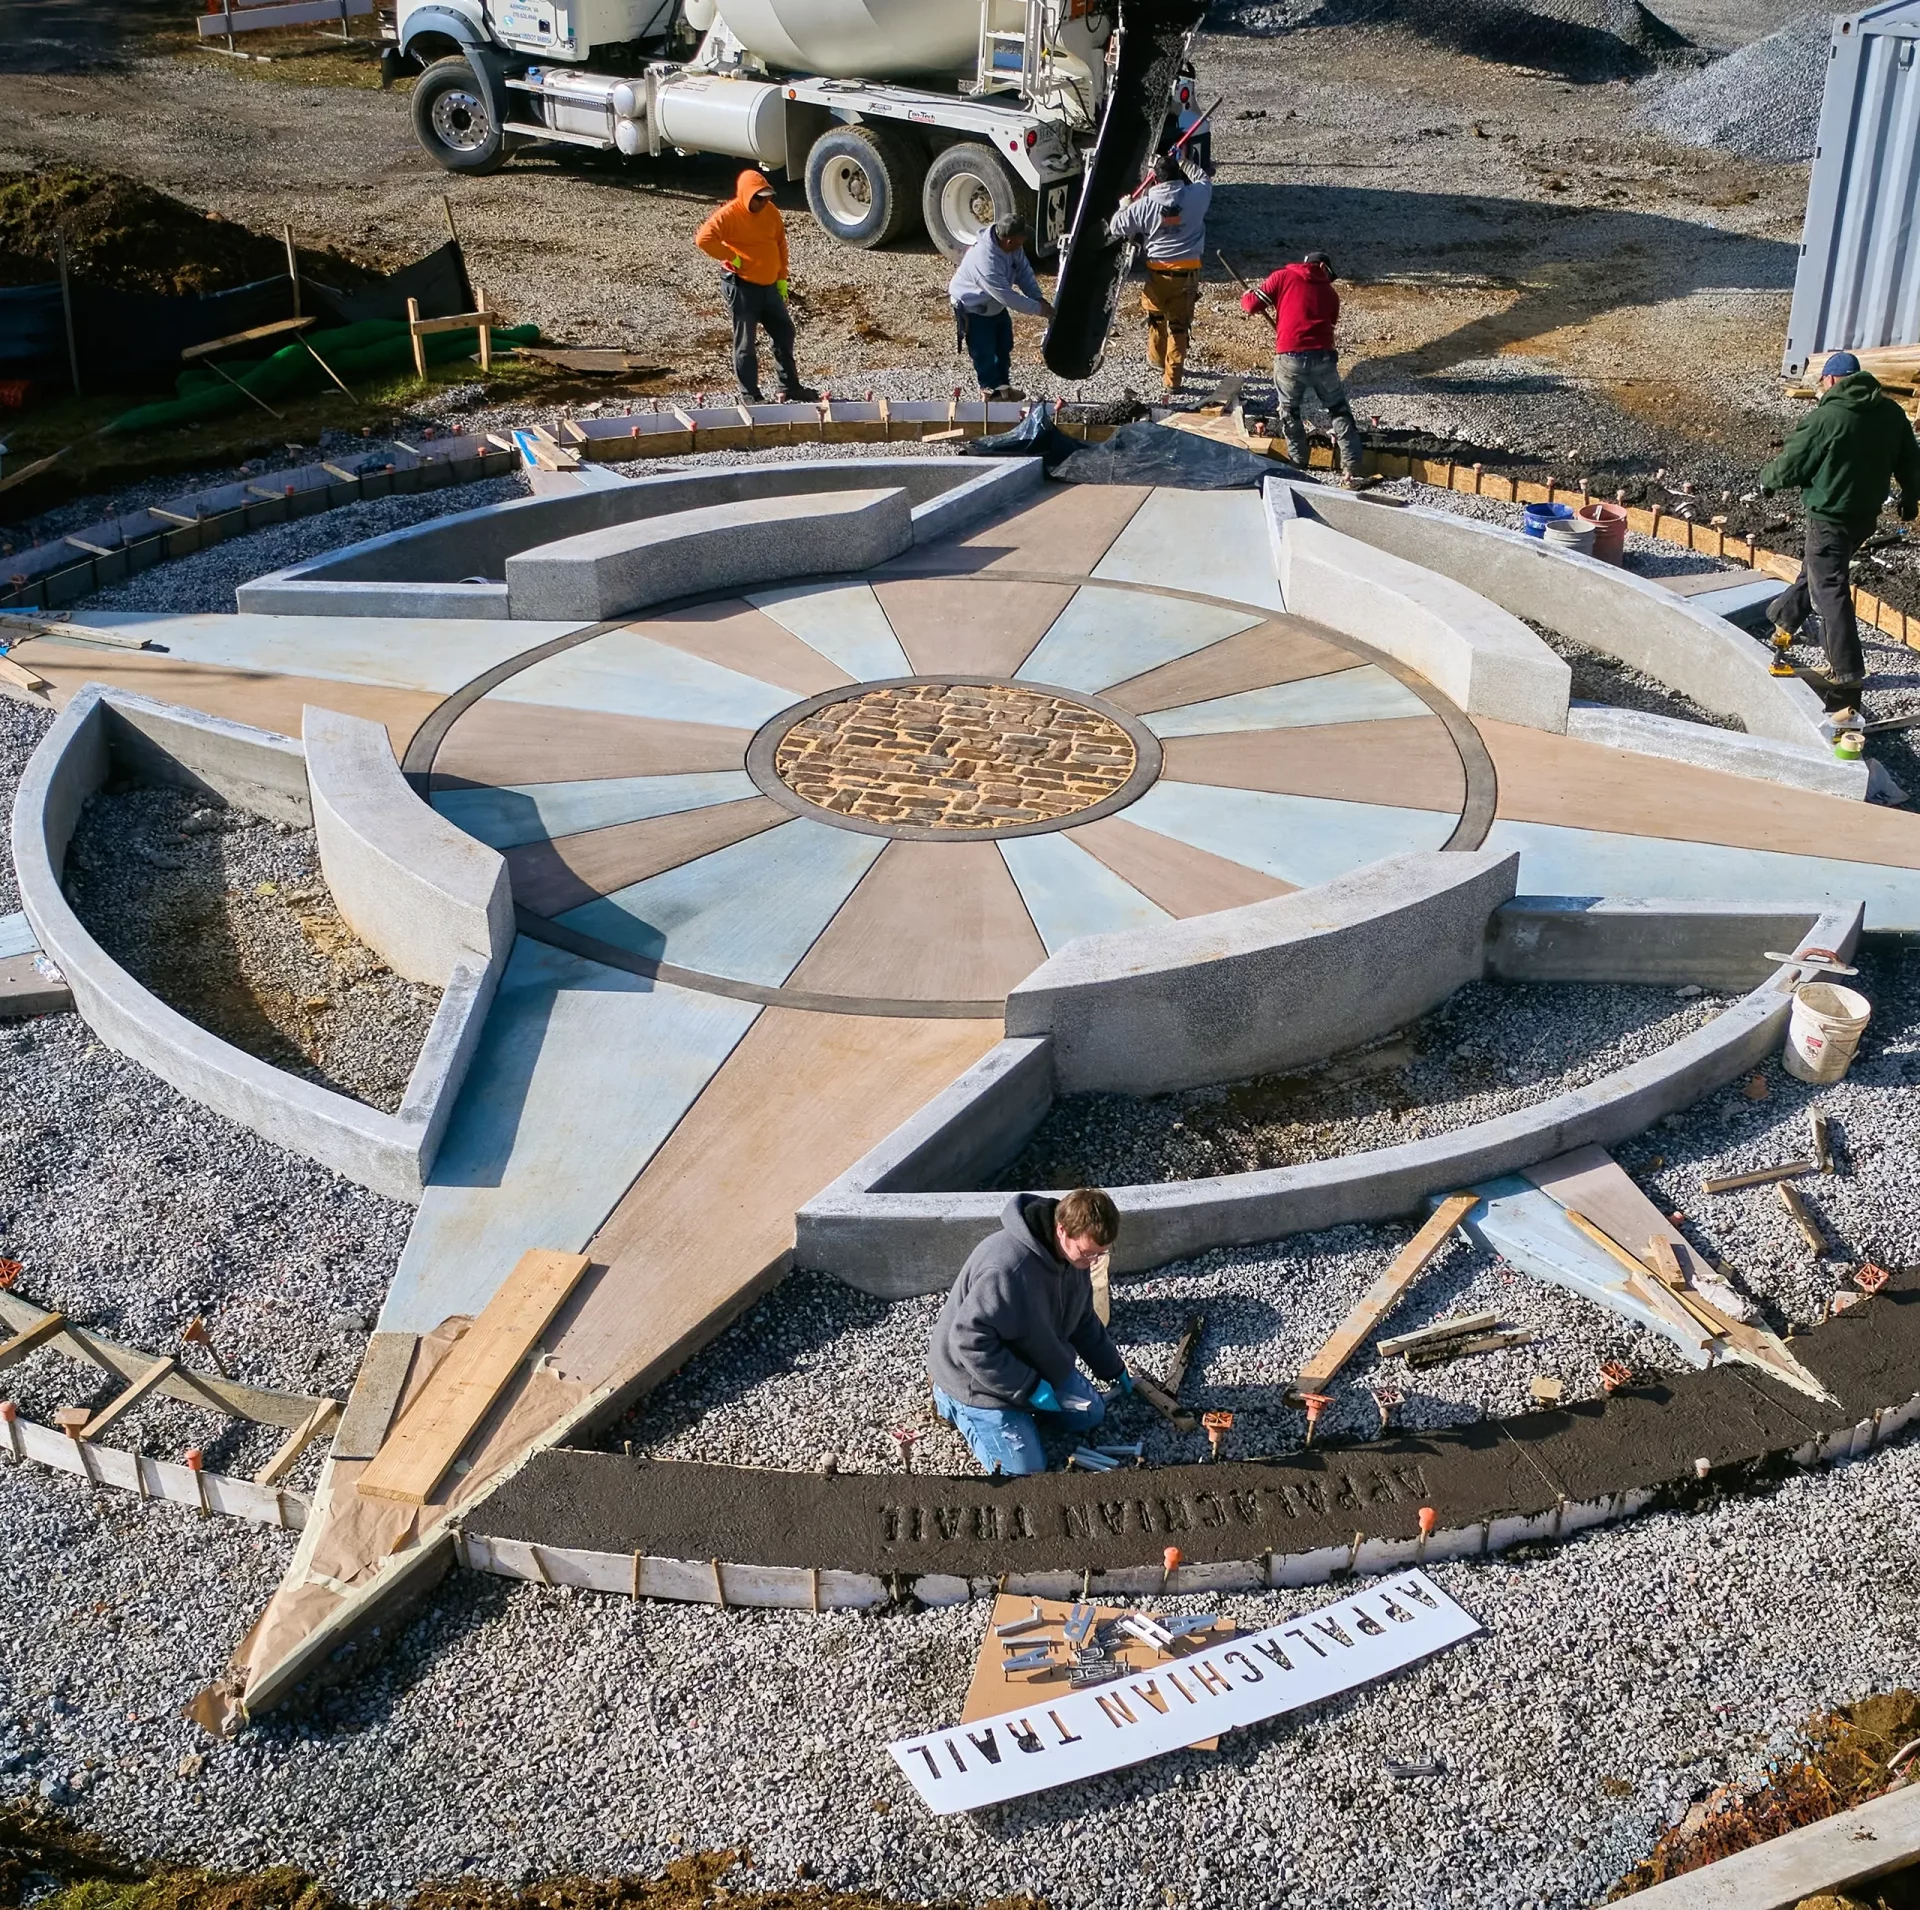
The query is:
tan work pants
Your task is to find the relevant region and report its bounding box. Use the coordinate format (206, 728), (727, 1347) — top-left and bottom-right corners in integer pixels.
(1141, 264), (1200, 388)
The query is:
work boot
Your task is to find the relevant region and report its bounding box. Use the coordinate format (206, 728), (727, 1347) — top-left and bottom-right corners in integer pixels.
(738, 388), (765, 405)
(989, 385), (1025, 402)
(1339, 470), (1383, 491)
(781, 382), (820, 403)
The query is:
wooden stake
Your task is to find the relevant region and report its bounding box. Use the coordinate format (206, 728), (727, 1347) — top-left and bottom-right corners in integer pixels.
(408, 297), (428, 383)
(1811, 1109), (1833, 1174)
(253, 1396), (340, 1486)
(80, 1355), (179, 1441)
(711, 1558), (728, 1608)
(476, 286), (491, 373)
(1779, 1182), (1828, 1255)
(284, 224), (300, 319)
(0, 1310), (66, 1374)
(809, 1565), (821, 1613)
(528, 1542), (552, 1587)
(56, 234), (81, 399)
(632, 1551), (643, 1602)
(1703, 1161), (1813, 1194)
(442, 193), (460, 244)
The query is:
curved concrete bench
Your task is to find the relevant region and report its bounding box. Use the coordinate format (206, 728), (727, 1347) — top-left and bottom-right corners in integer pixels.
(798, 891), (1863, 1296)
(1291, 479), (1862, 795)
(237, 457), (1040, 619)
(304, 706), (511, 987)
(11, 686), (502, 1202)
(1266, 482), (1572, 732)
(1005, 849), (1519, 1095)
(504, 486), (914, 622)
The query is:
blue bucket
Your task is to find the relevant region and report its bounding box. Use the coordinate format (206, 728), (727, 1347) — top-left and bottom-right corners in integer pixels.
(1523, 501), (1576, 539)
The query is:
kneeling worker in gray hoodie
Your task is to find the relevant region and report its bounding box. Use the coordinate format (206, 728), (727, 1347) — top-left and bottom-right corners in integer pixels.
(926, 1186), (1132, 1476)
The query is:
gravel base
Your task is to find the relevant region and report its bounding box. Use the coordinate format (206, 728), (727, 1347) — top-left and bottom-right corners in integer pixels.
(1530, 617), (1745, 729)
(63, 783), (440, 1114)
(7, 1436), (1920, 1909)
(1641, 9), (1828, 161)
(997, 980), (1732, 1186)
(0, 695), (53, 916)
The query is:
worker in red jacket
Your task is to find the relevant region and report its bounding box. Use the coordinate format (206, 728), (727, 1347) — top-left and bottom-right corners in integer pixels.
(1242, 252), (1368, 484)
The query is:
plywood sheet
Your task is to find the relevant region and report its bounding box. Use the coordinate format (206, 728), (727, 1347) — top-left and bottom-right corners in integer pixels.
(506, 796), (788, 917)
(559, 1009), (1001, 1395)
(1102, 620), (1360, 714)
(873, 578), (1077, 679)
(12, 645), (440, 760)
(1067, 814), (1294, 915)
(433, 701), (752, 789)
(1524, 1145), (1716, 1285)
(1481, 720), (1920, 867)
(358, 1249), (590, 1506)
(628, 600), (856, 697)
(786, 839), (1046, 1001)
(1162, 718), (1466, 814)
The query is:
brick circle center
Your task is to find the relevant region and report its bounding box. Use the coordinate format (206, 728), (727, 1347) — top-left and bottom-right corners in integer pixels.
(771, 681), (1139, 833)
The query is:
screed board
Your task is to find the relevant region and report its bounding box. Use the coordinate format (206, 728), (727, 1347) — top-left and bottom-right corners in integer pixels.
(357, 1250), (589, 1505)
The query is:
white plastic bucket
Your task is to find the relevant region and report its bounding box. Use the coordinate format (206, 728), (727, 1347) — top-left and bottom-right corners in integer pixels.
(1543, 516), (1597, 556)
(1782, 982), (1871, 1083)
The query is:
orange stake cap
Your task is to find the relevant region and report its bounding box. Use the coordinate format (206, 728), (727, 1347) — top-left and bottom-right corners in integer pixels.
(1163, 1546), (1183, 1571)
(1417, 1506), (1436, 1537)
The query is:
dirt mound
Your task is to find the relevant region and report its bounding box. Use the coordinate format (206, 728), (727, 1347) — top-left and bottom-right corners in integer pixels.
(1642, 10), (1827, 161)
(1216, 0), (1697, 79)
(0, 165), (374, 293)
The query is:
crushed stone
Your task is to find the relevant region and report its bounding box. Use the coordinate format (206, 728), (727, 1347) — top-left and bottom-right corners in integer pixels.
(1642, 9), (1829, 161)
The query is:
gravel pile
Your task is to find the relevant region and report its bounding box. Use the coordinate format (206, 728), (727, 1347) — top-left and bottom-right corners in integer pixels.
(997, 979), (1731, 1187)
(1530, 617), (1745, 730)
(63, 784), (440, 1114)
(1642, 9), (1829, 161)
(6, 1433), (1920, 1910)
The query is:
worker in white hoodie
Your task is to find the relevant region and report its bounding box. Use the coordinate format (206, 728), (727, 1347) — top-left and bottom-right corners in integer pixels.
(1108, 149), (1212, 393)
(947, 215), (1054, 401)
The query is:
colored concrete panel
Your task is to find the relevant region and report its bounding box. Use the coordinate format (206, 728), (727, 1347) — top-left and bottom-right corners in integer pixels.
(11, 645), (441, 761)
(1145, 665), (1430, 738)
(883, 483), (1150, 578)
(628, 600), (857, 697)
(499, 627), (801, 729)
(1092, 488), (1283, 612)
(30, 614), (579, 694)
(0, 913), (38, 961)
(1481, 818), (1920, 933)
(505, 798), (787, 917)
(432, 771), (757, 851)
(1481, 720), (1920, 868)
(379, 938), (760, 1335)
(556, 818), (885, 984)
(1066, 814), (1296, 915)
(747, 581), (914, 681)
(997, 831), (1172, 953)
(1163, 718), (1467, 815)
(561, 1008), (1002, 1393)
(1101, 619), (1360, 715)
(786, 839), (1047, 1002)
(1015, 585), (1262, 694)
(873, 577), (1078, 679)
(432, 703), (752, 790)
(1122, 780), (1458, 888)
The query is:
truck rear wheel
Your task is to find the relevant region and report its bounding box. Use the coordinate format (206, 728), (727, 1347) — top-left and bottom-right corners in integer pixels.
(412, 55), (508, 175)
(804, 126), (923, 249)
(922, 142), (1022, 262)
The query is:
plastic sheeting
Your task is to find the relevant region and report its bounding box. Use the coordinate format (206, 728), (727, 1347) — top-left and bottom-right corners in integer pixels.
(1049, 417), (1277, 488)
(961, 398), (1083, 466)
(0, 239), (475, 394)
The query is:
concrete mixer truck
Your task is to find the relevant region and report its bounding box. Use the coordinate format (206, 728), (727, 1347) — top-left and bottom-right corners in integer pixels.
(379, 0), (1204, 266)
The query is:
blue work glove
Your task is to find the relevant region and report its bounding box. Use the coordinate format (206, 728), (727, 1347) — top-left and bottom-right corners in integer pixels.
(1113, 1369), (1135, 1397)
(1029, 1378), (1061, 1414)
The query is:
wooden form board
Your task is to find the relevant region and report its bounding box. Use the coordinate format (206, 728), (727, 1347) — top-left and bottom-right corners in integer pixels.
(357, 1251), (589, 1506)
(1293, 1193), (1478, 1392)
(962, 1593), (1230, 1751)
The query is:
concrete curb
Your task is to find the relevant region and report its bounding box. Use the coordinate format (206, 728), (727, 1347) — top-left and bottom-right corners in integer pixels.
(1295, 483), (1862, 790)
(1566, 703), (1866, 799)
(798, 890), (1862, 1296)
(237, 457), (1035, 619)
(10, 686), (498, 1202)
(1266, 482), (1572, 731)
(1004, 850), (1520, 1094)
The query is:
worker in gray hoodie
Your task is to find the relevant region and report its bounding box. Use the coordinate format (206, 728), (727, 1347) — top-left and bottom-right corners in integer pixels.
(926, 1187), (1132, 1476)
(1108, 149), (1212, 392)
(948, 214), (1054, 400)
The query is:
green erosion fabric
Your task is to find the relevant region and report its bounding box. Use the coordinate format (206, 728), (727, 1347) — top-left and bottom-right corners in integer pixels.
(105, 319), (540, 433)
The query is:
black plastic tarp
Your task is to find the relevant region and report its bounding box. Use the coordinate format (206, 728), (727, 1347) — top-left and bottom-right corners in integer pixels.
(1049, 417), (1278, 488)
(0, 239), (474, 394)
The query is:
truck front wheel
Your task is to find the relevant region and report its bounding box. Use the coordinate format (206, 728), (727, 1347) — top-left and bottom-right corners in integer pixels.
(412, 55), (508, 175)
(804, 126), (923, 249)
(922, 142), (1022, 262)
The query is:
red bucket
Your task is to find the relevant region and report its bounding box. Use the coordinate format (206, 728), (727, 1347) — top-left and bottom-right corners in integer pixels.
(1578, 501), (1628, 565)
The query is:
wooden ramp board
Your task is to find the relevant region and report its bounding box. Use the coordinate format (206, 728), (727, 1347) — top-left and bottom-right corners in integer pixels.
(1292, 1193), (1478, 1393)
(357, 1251), (589, 1505)
(962, 1593), (1231, 1751)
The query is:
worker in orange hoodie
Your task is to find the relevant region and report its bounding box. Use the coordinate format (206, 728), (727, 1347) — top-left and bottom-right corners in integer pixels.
(695, 170), (818, 404)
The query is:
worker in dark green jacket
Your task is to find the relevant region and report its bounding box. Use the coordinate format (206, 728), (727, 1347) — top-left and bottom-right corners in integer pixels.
(1760, 351), (1920, 730)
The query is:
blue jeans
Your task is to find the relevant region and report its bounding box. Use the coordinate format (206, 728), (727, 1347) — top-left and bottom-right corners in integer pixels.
(1273, 349), (1363, 473)
(934, 1370), (1106, 1477)
(957, 305), (1014, 393)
